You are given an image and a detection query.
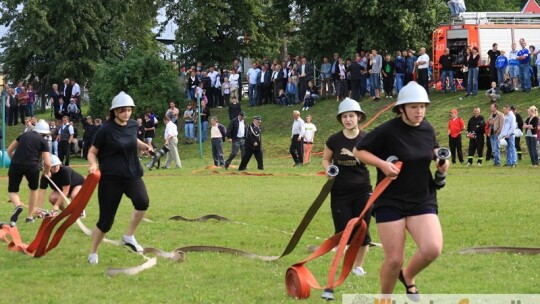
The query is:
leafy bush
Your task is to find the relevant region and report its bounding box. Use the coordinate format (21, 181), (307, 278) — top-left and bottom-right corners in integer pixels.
(89, 52), (182, 119)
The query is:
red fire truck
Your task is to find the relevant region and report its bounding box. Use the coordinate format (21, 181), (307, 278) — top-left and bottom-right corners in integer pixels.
(432, 12), (540, 89)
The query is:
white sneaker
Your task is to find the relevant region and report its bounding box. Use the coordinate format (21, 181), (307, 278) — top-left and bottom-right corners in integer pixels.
(123, 235), (144, 252)
(88, 253), (99, 265)
(80, 210), (86, 218)
(351, 266), (367, 276)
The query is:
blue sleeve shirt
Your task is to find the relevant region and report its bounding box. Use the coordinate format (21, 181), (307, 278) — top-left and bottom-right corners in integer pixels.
(517, 48), (530, 65)
(495, 56), (508, 69)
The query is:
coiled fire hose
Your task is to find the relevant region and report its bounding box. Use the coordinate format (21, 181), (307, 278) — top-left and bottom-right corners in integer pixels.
(285, 157), (402, 300)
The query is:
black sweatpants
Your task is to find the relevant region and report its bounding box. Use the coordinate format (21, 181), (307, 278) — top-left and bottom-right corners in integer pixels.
(383, 75), (394, 96)
(96, 175), (149, 233)
(449, 134), (464, 163)
(417, 68), (429, 93)
(58, 140), (71, 166)
(467, 136), (484, 164)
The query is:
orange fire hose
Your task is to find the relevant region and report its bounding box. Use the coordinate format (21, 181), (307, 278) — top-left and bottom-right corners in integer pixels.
(285, 161), (402, 300)
(0, 171), (100, 257)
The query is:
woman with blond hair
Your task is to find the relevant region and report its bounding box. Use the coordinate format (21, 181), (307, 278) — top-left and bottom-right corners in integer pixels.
(523, 105), (538, 167)
(303, 115), (317, 164)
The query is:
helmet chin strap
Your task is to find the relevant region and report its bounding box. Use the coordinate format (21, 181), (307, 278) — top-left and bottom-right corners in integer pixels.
(399, 105), (411, 122)
(403, 111), (413, 123)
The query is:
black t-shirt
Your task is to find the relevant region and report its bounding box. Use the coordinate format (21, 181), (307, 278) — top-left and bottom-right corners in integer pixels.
(325, 131), (372, 192)
(92, 119), (143, 178)
(137, 125), (145, 141)
(144, 119), (155, 138)
(12, 131), (49, 166)
(356, 118), (439, 211)
(487, 50), (500, 68)
(39, 165), (85, 190)
(467, 54), (480, 68)
(439, 54), (453, 71)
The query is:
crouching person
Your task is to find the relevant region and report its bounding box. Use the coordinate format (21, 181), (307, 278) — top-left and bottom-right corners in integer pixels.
(37, 154), (85, 217)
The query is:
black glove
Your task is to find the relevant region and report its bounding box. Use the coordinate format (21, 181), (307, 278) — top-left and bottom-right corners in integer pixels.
(433, 171), (446, 189)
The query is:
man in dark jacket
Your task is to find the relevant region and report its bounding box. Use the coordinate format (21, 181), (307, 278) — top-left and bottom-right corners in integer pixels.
(238, 116), (263, 170)
(297, 57), (313, 100)
(272, 64), (284, 103)
(439, 48), (456, 93)
(200, 71), (212, 98)
(224, 111), (246, 169)
(466, 107), (485, 166)
(348, 56), (363, 101)
(81, 116), (96, 159)
(258, 64), (272, 105)
(61, 78), (73, 104)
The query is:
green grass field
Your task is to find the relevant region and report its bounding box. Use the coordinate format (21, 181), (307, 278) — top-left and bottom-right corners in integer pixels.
(0, 88), (539, 303)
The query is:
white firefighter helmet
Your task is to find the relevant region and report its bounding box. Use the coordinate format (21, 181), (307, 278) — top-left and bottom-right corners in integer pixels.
(34, 119), (51, 134)
(337, 97), (366, 122)
(50, 154), (62, 167)
(393, 81), (430, 113)
(110, 91), (136, 110)
(499, 137), (508, 147)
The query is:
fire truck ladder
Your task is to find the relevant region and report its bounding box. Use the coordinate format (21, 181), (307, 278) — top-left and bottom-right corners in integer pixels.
(453, 12), (540, 25)
(431, 29), (444, 84)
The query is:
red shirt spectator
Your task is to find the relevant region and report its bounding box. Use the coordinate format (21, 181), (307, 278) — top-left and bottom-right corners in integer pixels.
(448, 109), (465, 138)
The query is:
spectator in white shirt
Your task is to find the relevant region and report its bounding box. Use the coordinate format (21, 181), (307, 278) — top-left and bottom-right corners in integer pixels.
(290, 110), (305, 166)
(303, 115), (317, 164)
(162, 115), (182, 169)
(415, 48), (430, 93)
(70, 79), (81, 109)
(229, 69), (240, 100)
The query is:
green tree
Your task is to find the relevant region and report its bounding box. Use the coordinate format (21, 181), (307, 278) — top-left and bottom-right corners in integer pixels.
(0, 0), (159, 108)
(285, 0), (530, 61)
(467, 0), (525, 12)
(161, 0), (280, 66)
(90, 51), (181, 120)
(290, 0), (447, 60)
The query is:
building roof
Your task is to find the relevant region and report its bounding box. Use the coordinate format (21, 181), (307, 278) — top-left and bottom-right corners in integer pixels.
(522, 0), (540, 13)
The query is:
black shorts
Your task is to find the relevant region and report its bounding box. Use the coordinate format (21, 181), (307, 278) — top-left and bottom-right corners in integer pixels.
(330, 188), (372, 246)
(8, 164), (40, 192)
(374, 205), (438, 224)
(68, 183), (84, 196)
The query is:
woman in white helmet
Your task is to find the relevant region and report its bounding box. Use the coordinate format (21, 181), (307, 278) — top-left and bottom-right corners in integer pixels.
(354, 81), (449, 300)
(6, 119), (51, 224)
(37, 154), (85, 217)
(322, 97), (372, 277)
(87, 92), (153, 265)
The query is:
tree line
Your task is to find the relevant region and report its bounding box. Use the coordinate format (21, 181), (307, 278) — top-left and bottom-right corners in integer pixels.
(0, 0), (526, 117)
